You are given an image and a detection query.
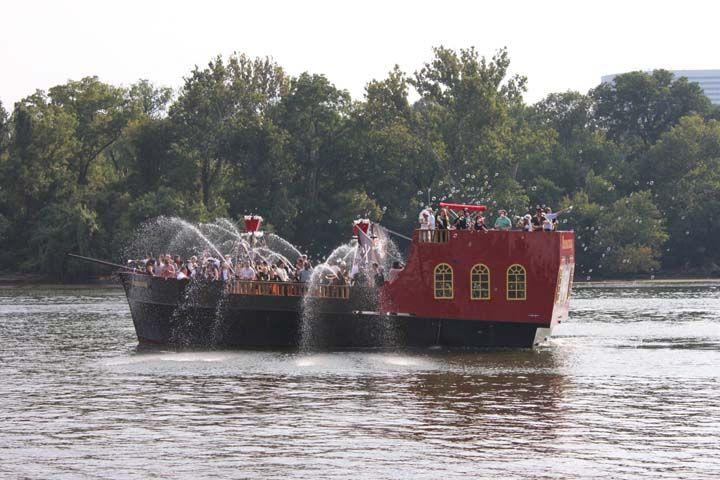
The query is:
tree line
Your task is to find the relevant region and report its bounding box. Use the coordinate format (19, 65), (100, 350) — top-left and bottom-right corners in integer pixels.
(1, 47), (719, 280)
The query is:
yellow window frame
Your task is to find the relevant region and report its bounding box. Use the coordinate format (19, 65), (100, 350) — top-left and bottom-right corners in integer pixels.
(470, 263), (491, 300)
(506, 264), (526, 301)
(434, 263), (454, 299)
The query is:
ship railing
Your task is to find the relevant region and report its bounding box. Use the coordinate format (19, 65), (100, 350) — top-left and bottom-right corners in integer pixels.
(417, 229), (449, 244)
(227, 280), (350, 299)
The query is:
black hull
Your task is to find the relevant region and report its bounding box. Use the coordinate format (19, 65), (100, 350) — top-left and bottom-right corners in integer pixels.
(120, 273), (552, 349)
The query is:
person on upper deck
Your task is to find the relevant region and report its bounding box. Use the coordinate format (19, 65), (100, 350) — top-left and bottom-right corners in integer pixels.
(493, 209), (513, 230)
(418, 207), (435, 230)
(427, 208), (435, 229)
(453, 208), (470, 230)
(522, 214), (533, 232)
(473, 214), (488, 231)
(436, 208), (450, 230)
(419, 210), (430, 230)
(543, 206), (571, 231)
(532, 208), (544, 231)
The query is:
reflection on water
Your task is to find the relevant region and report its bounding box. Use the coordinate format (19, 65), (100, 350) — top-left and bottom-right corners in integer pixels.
(0, 284), (719, 479)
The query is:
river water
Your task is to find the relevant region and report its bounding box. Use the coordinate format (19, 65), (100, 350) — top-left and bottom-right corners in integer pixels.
(1, 283), (719, 479)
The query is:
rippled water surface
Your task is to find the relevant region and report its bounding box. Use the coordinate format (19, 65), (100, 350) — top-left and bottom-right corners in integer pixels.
(1, 283), (719, 479)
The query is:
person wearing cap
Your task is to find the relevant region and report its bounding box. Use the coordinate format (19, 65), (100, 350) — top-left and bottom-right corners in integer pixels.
(494, 209), (513, 230)
(543, 206), (571, 231)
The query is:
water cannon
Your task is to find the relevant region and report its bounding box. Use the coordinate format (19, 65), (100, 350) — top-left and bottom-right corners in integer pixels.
(244, 215), (263, 233)
(352, 219), (374, 239)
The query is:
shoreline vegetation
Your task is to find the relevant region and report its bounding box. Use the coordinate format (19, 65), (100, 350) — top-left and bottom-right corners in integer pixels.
(1, 47), (720, 282)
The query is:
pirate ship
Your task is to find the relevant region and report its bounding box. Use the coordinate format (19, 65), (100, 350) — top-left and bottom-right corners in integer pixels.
(71, 203), (575, 348)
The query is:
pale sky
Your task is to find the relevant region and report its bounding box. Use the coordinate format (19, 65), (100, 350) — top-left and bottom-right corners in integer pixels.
(1, 0), (718, 109)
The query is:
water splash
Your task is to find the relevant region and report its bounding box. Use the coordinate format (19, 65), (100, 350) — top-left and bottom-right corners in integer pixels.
(299, 223), (404, 350)
(299, 242), (357, 350)
(126, 216), (307, 347)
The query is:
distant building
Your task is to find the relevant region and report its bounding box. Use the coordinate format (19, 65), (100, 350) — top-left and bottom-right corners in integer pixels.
(601, 70), (720, 105)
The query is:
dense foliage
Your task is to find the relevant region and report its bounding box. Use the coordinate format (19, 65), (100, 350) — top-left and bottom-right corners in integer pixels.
(1, 48), (718, 280)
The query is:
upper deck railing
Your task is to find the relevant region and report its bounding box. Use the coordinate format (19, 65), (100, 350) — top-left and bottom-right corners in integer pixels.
(417, 229), (450, 243)
(417, 230), (450, 243)
(227, 280), (350, 299)
(415, 228), (570, 244)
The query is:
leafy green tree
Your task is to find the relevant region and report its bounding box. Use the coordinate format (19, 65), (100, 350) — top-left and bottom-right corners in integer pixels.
(591, 70), (711, 149)
(563, 190), (667, 276)
(170, 54), (288, 210)
(3, 93), (78, 218)
(596, 191), (668, 274)
(530, 91), (625, 195)
(560, 191), (603, 276)
(48, 77), (133, 185)
(526, 175), (564, 208)
(667, 159), (720, 270)
(274, 72), (355, 249)
(223, 119), (295, 226)
(645, 115), (720, 269)
(26, 198), (99, 278)
(583, 170), (618, 205)
(0, 100), (8, 158)
(643, 115), (720, 192)
(128, 79), (173, 118)
(411, 46), (527, 181)
(354, 66), (441, 232)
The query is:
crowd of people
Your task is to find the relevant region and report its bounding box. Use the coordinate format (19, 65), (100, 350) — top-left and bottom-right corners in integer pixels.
(127, 251), (406, 287)
(128, 252), (313, 283)
(418, 205), (570, 232)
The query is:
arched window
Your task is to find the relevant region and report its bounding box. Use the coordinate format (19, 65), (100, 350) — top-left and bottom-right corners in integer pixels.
(506, 264), (526, 300)
(434, 263), (454, 299)
(470, 264), (490, 300)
